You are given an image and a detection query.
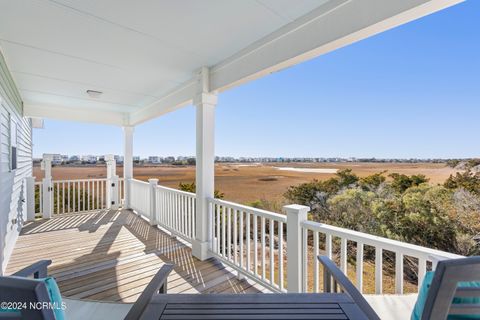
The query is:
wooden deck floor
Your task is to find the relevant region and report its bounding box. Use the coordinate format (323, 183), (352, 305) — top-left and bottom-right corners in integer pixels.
(6, 210), (262, 302)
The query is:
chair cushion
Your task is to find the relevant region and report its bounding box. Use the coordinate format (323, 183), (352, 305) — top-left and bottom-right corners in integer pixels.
(42, 277), (65, 320)
(0, 309), (21, 316)
(0, 276), (64, 319)
(63, 298), (132, 320)
(364, 294), (418, 320)
(411, 271), (480, 320)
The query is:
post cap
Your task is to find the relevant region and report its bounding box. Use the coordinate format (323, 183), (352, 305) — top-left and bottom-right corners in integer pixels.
(148, 178), (159, 184)
(283, 204), (310, 212)
(42, 154), (54, 161)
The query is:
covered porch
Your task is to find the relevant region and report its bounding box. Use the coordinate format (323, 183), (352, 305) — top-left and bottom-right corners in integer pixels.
(0, 0), (469, 319)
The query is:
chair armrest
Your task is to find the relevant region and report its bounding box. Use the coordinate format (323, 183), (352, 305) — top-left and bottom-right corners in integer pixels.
(318, 256), (380, 320)
(124, 263), (174, 320)
(12, 260), (52, 278)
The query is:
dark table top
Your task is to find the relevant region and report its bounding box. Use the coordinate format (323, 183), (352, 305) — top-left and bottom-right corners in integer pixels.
(142, 293), (371, 320)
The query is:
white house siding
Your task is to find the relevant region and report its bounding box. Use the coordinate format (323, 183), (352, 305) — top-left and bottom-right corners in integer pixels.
(0, 49), (32, 274)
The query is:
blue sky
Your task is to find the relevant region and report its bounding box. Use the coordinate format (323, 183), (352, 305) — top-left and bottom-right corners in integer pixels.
(33, 1), (480, 159)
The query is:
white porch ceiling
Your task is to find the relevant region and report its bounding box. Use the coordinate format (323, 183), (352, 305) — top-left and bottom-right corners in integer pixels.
(0, 0), (463, 126)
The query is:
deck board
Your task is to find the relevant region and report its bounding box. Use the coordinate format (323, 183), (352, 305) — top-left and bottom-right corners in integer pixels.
(6, 209), (261, 302)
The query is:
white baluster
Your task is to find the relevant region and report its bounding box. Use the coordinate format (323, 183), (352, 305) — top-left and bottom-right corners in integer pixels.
(222, 205), (226, 257)
(326, 234), (332, 259)
(270, 218), (275, 286)
(62, 182), (65, 214)
(56, 182), (59, 214)
(227, 207), (232, 260)
(246, 212), (251, 272)
(253, 214), (258, 275)
(73, 181), (76, 212)
(302, 228), (308, 292)
(418, 257), (427, 289)
(313, 231), (319, 293)
(217, 204), (221, 254)
(395, 252), (404, 294)
(67, 181), (70, 213)
(279, 221), (284, 291)
(340, 238), (347, 274)
(233, 209), (238, 265)
(239, 210), (244, 268)
(261, 216), (266, 280)
(356, 242), (364, 293)
(375, 247), (383, 294)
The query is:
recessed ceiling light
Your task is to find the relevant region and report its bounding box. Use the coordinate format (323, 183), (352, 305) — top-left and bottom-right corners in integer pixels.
(86, 90), (103, 98)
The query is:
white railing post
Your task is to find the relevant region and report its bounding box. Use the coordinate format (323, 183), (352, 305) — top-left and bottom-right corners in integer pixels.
(105, 154), (119, 210)
(41, 154), (53, 219)
(148, 178), (158, 226)
(192, 67), (218, 261)
(123, 126), (134, 209)
(25, 176), (36, 221)
(285, 204), (309, 293)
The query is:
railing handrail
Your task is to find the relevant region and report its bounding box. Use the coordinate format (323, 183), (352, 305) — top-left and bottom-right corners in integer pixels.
(35, 178), (123, 184)
(155, 184), (196, 197)
(209, 197), (287, 222)
(52, 178), (108, 183)
(130, 178), (150, 186)
(301, 220), (463, 260)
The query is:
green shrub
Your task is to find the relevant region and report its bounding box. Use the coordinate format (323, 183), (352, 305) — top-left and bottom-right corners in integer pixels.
(285, 170), (480, 256)
(178, 181), (225, 199)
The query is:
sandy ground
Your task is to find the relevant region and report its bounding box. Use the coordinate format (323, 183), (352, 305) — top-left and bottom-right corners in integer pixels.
(34, 162), (458, 204)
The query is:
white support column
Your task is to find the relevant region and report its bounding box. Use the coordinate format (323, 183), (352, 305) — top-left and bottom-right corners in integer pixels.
(25, 176), (36, 221)
(123, 126), (134, 209)
(41, 154), (53, 219)
(105, 154), (119, 210)
(192, 67), (218, 261)
(285, 204), (310, 293)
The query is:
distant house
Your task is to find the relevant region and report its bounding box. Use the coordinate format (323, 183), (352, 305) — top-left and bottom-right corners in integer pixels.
(80, 155), (97, 164)
(148, 156), (161, 164)
(114, 155), (124, 164)
(51, 154), (63, 165)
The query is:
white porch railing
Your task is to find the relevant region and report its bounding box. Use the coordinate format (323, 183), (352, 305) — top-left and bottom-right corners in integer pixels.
(126, 181), (463, 294)
(155, 185), (196, 242)
(52, 178), (108, 214)
(130, 179), (151, 218)
(32, 177), (464, 295)
(33, 177), (125, 216)
(129, 179), (196, 242)
(208, 198), (287, 292)
(301, 221), (463, 294)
